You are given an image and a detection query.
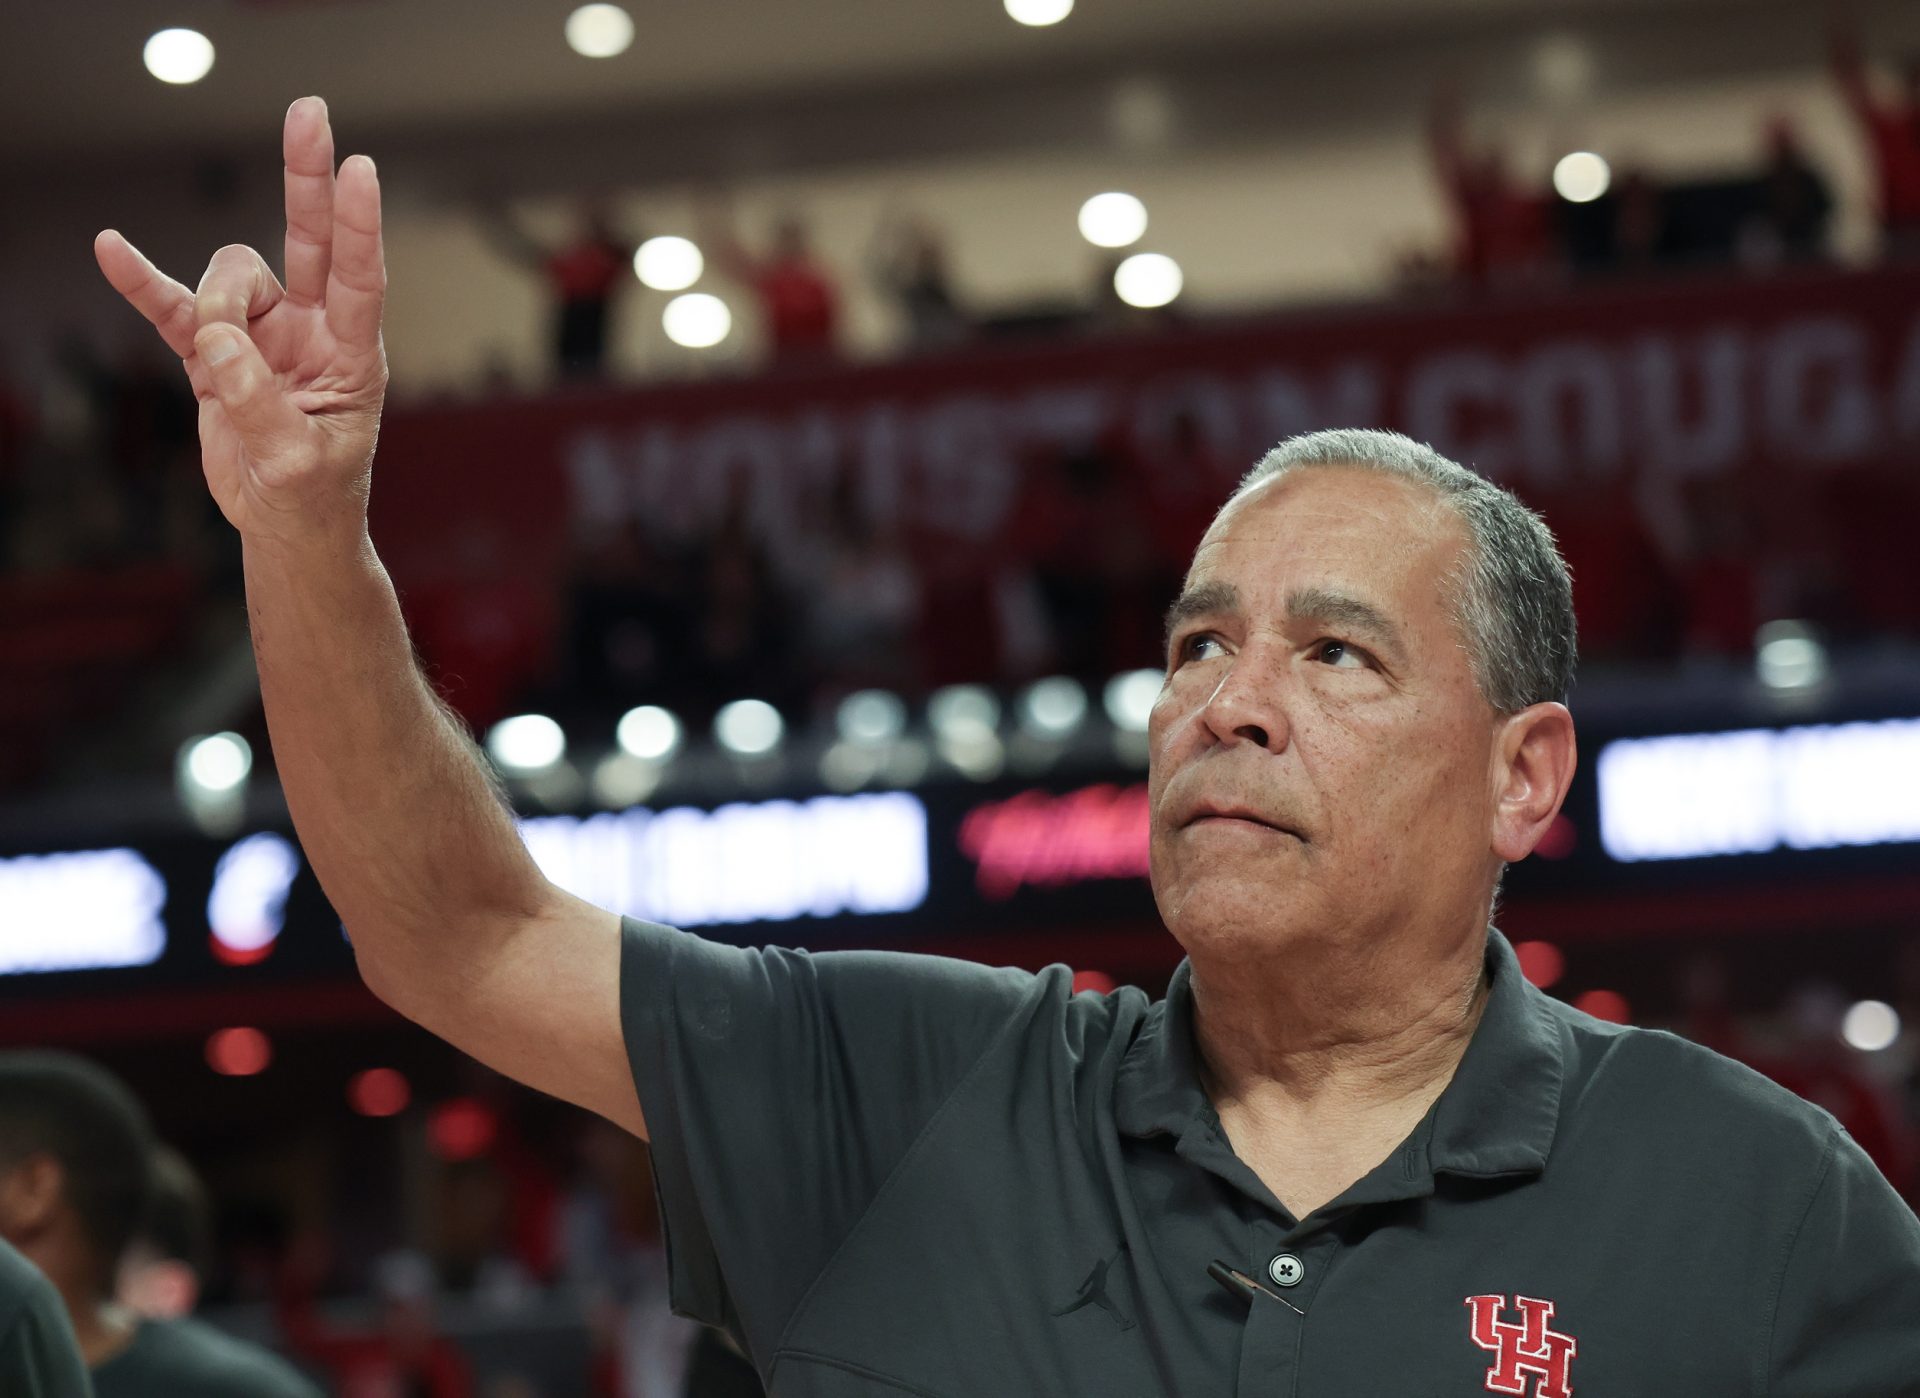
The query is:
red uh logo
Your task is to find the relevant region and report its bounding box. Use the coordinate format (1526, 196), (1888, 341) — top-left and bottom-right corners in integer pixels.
(1465, 1295), (1577, 1398)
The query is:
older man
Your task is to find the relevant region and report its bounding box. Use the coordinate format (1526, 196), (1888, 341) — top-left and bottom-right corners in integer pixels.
(97, 99), (1920, 1396)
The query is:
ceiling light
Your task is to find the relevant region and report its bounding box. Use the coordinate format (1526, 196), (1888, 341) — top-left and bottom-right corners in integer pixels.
(634, 236), (703, 291)
(565, 4), (635, 58)
(1553, 152), (1611, 203)
(1005, 0), (1074, 26)
(1114, 252), (1183, 308)
(1078, 192), (1148, 248)
(144, 29), (214, 85)
(663, 293), (732, 348)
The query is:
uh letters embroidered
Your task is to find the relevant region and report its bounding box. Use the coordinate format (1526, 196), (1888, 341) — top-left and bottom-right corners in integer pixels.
(1464, 1294), (1576, 1398)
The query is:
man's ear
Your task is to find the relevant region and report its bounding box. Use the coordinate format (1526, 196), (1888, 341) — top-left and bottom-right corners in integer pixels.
(1489, 701), (1577, 864)
(0, 1154), (66, 1242)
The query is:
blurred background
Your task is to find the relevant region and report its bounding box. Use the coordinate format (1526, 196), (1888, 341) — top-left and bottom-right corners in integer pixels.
(4, 0), (1920, 1392)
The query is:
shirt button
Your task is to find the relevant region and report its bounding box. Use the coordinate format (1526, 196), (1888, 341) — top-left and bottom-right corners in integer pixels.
(1268, 1254), (1305, 1288)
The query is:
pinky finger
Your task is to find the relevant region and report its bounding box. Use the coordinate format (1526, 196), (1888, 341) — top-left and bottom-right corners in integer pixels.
(95, 230), (200, 360)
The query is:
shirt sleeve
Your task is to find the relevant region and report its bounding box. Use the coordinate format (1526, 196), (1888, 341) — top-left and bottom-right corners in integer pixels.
(618, 917), (1043, 1358)
(1765, 1124), (1920, 1397)
(0, 1260), (93, 1398)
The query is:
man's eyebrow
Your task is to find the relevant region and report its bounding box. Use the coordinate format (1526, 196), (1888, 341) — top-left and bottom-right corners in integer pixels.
(1163, 581), (1239, 649)
(1285, 585), (1406, 656)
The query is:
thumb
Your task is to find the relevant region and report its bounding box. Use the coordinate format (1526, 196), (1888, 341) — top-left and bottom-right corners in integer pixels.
(193, 325), (307, 459)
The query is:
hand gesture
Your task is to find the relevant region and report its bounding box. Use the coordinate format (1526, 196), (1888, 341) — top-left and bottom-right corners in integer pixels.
(94, 96), (387, 550)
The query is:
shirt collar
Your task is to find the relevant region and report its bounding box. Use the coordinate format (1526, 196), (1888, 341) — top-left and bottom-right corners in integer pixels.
(1114, 928), (1564, 1181)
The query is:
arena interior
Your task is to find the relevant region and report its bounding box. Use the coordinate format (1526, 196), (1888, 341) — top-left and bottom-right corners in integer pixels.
(3, 0), (1920, 1393)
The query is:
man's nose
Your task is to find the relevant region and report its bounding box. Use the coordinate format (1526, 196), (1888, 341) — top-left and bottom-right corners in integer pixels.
(1198, 648), (1291, 753)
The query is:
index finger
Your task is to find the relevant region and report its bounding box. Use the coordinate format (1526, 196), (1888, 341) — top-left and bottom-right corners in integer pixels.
(283, 96), (335, 307)
(94, 230), (199, 360)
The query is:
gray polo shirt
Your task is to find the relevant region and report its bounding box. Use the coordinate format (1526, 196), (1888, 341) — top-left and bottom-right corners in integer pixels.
(621, 919), (1920, 1396)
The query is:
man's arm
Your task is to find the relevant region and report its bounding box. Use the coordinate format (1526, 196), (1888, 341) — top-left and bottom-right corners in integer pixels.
(94, 97), (643, 1138)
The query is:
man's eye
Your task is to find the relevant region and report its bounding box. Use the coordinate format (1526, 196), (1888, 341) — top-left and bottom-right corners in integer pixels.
(1177, 633), (1223, 663)
(1316, 639), (1368, 668)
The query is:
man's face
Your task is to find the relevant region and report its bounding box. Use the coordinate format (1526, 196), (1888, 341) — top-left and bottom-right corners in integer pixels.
(1147, 467), (1502, 963)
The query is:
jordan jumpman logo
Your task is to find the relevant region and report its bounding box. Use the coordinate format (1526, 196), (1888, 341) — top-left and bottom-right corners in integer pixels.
(1051, 1246), (1135, 1331)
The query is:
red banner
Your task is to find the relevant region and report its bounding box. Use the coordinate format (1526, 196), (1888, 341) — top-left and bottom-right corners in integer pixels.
(371, 262), (1920, 590)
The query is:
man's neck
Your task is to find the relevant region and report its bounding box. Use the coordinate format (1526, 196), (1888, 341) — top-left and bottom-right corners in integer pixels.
(1187, 926), (1491, 1216)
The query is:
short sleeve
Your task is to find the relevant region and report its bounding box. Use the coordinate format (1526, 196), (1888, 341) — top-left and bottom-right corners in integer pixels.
(1764, 1125), (1920, 1397)
(0, 1250), (91, 1398)
(618, 918), (1042, 1358)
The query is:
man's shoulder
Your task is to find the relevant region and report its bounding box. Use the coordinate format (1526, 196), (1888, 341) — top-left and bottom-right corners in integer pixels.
(98, 1316), (322, 1398)
(1541, 991), (1838, 1158)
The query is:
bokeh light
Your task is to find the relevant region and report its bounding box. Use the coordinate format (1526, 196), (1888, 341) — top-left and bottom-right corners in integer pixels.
(348, 1068), (412, 1118)
(1078, 192), (1148, 248)
(206, 1027), (271, 1077)
(634, 236), (704, 291)
(1005, 0), (1074, 27)
(564, 4), (634, 58)
(663, 293), (732, 348)
(1553, 151), (1611, 203)
(1114, 252), (1183, 308)
(144, 29), (215, 85)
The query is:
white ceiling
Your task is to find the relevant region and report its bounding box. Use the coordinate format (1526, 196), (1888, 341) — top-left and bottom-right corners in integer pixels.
(2, 0), (1765, 161)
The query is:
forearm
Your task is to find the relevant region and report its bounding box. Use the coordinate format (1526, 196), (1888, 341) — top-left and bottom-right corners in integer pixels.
(243, 528), (550, 995)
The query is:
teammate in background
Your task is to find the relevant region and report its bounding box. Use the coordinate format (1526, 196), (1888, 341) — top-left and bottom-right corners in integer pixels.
(0, 1052), (153, 1375)
(0, 1235), (92, 1397)
(0, 1054), (320, 1397)
(1830, 15), (1920, 253)
(101, 1141), (323, 1397)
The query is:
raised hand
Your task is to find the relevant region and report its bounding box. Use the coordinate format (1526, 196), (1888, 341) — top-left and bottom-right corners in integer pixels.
(94, 96), (387, 549)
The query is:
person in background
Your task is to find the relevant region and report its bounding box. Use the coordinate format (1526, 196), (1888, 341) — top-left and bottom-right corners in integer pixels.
(482, 200), (637, 380)
(866, 209), (967, 352)
(278, 1242), (474, 1398)
(1426, 85), (1555, 286)
(0, 1235), (91, 1397)
(0, 1053), (319, 1395)
(1739, 118), (1834, 266)
(1830, 18), (1920, 254)
(700, 201), (839, 364)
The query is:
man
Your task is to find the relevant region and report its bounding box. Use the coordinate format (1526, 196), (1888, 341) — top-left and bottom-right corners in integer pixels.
(0, 1236), (91, 1397)
(0, 1055), (320, 1397)
(95, 98), (1920, 1394)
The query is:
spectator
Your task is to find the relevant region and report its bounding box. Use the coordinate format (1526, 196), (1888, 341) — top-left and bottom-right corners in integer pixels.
(1738, 118), (1834, 265)
(701, 202), (839, 364)
(1831, 21), (1920, 254)
(278, 1243), (475, 1398)
(867, 210), (968, 351)
(793, 465), (921, 700)
(483, 201), (638, 379)
(1426, 86), (1556, 286)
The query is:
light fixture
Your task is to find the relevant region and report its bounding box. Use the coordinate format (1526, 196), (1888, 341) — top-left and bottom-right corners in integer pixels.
(663, 293), (732, 348)
(1841, 1000), (1900, 1052)
(1755, 620), (1828, 691)
(486, 714), (566, 773)
(616, 705), (681, 760)
(564, 4), (634, 58)
(1019, 677), (1089, 738)
(1114, 252), (1183, 308)
(182, 733), (252, 794)
(1102, 669), (1162, 732)
(1552, 152), (1611, 203)
(715, 699), (784, 756)
(838, 690), (908, 746)
(1005, 0), (1074, 26)
(928, 685), (1001, 741)
(1078, 193), (1148, 249)
(144, 29), (214, 85)
(634, 236), (703, 291)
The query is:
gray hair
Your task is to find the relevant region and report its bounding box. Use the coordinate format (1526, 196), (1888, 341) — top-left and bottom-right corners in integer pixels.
(1233, 429), (1576, 713)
